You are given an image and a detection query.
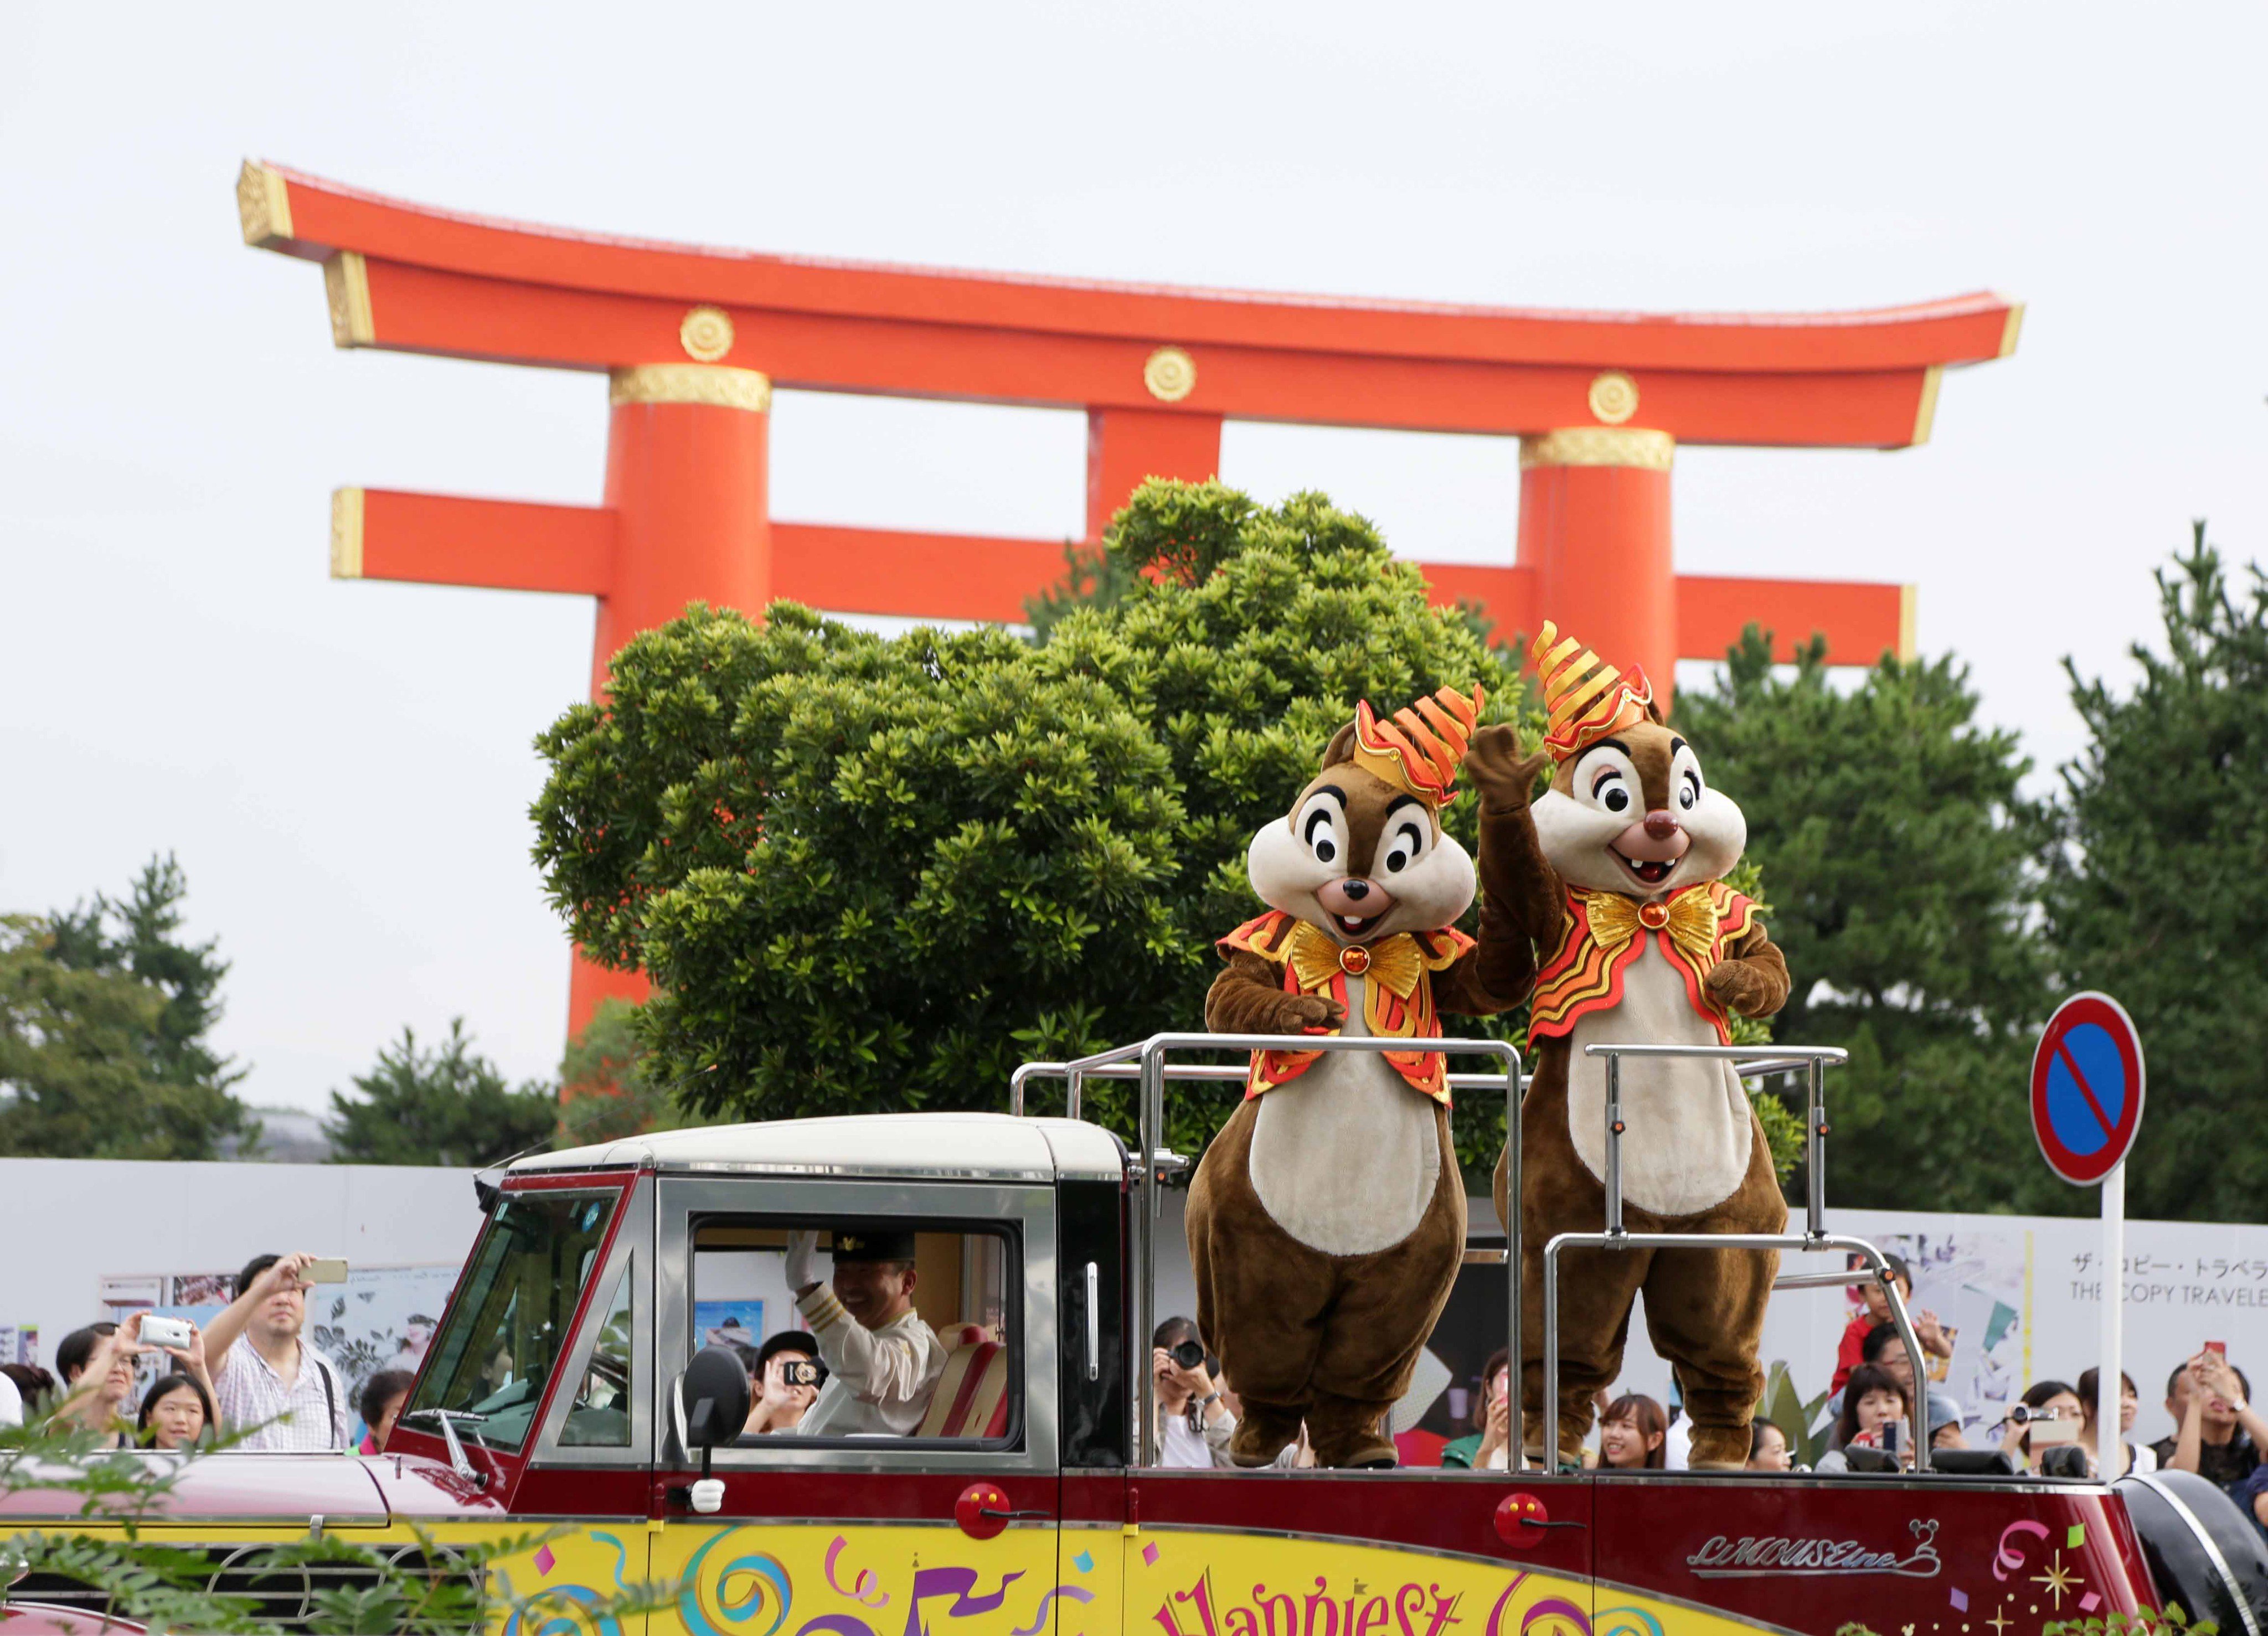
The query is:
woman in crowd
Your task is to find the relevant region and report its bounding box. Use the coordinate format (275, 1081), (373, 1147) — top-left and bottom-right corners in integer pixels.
(1746, 1419), (1792, 1471)
(54, 1318), (148, 1448)
(1597, 1393), (1668, 1470)
(2075, 1367), (2157, 1479)
(1440, 1351), (1512, 1470)
(1, 1364), (58, 1411)
(358, 1369), (416, 1454)
(137, 1374), (215, 1451)
(2001, 1379), (2085, 1473)
(1815, 1364), (1914, 1472)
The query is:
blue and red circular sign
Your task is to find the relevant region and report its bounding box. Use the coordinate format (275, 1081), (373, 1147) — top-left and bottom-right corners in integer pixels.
(2030, 992), (2146, 1186)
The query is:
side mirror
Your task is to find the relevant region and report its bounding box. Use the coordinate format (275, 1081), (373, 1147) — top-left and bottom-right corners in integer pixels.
(672, 1345), (752, 1464)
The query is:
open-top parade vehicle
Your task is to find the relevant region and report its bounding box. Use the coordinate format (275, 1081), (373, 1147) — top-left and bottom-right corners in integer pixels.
(6, 1035), (2265, 1635)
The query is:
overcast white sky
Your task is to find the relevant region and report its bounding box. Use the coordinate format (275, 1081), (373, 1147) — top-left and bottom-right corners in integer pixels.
(3, 3), (2262, 1116)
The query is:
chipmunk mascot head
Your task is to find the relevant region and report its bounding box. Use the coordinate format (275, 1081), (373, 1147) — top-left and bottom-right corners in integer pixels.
(1187, 685), (1541, 1468)
(1483, 622), (1792, 1469)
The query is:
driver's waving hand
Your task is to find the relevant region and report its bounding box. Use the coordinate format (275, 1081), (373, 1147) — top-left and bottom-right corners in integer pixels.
(785, 1230), (946, 1436)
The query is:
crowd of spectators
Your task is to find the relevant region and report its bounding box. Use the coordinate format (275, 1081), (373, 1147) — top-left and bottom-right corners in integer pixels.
(4, 1228), (2264, 1538)
(0, 1252), (367, 1453)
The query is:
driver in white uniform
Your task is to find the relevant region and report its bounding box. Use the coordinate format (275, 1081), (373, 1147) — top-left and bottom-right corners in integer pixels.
(785, 1229), (946, 1437)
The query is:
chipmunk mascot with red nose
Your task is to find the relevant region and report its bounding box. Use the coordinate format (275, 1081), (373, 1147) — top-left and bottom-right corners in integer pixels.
(1487, 622), (1791, 1470)
(1188, 685), (1538, 1469)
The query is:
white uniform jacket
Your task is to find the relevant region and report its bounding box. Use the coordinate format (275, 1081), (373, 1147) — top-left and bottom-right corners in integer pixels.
(793, 1285), (947, 1437)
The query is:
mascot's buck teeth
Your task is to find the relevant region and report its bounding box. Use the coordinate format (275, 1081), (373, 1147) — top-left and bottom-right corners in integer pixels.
(1185, 683), (1538, 1470)
(1491, 620), (1793, 1472)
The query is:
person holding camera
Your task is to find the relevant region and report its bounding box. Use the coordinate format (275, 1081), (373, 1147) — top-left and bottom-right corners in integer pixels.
(2153, 1350), (2265, 1493)
(741, 1332), (826, 1436)
(203, 1252), (349, 1451)
(1153, 1317), (1236, 1469)
(785, 1229), (946, 1437)
(55, 1318), (150, 1447)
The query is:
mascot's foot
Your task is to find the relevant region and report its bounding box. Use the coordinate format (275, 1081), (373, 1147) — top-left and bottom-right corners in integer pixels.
(1523, 1398), (1594, 1469)
(1687, 1423), (1753, 1470)
(1229, 1402), (1303, 1468)
(1308, 1396), (1398, 1470)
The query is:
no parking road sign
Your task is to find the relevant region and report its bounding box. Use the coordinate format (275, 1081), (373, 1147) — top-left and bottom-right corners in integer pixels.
(2034, 991), (2145, 1483)
(2031, 992), (2146, 1187)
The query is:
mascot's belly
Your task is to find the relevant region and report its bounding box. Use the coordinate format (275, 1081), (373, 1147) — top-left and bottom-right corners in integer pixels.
(1249, 976), (1440, 1256)
(1566, 942), (1752, 1218)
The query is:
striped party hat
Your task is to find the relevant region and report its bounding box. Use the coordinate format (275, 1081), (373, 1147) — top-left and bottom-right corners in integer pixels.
(1350, 684), (1484, 806)
(1530, 620), (1652, 762)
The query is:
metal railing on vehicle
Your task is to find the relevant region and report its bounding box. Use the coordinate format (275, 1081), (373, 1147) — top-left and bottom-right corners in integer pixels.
(1022, 1033), (1521, 1469)
(1539, 1041), (1938, 1473)
(1012, 1033), (1934, 1474)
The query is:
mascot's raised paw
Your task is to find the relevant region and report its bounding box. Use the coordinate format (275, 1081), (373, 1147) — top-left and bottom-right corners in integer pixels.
(1461, 722), (1554, 812)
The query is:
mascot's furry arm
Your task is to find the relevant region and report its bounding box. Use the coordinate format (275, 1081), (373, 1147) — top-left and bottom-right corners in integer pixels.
(1702, 923), (1792, 1018)
(1430, 725), (1559, 1014)
(1206, 952), (1345, 1034)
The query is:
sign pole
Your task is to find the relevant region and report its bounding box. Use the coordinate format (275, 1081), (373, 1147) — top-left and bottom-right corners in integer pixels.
(2030, 990), (2145, 1479)
(2101, 1159), (2125, 1477)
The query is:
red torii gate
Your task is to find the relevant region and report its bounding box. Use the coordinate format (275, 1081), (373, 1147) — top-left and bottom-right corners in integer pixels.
(235, 161), (2019, 1034)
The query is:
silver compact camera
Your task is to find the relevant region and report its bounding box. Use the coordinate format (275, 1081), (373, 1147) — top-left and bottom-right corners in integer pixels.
(140, 1315), (194, 1350)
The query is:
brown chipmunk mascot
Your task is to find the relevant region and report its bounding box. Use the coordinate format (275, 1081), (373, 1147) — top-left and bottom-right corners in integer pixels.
(1188, 685), (1537, 1469)
(1486, 622), (1791, 1470)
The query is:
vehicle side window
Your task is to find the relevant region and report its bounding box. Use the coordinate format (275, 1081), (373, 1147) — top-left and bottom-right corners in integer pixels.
(559, 1255), (633, 1447)
(691, 1220), (1018, 1448)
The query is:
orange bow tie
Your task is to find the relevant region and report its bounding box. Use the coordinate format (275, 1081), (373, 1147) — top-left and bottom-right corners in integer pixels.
(1284, 920), (1425, 999)
(1578, 885), (1720, 972)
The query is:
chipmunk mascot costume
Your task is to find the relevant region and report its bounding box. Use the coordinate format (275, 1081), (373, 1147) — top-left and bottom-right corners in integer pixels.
(1486, 622), (1791, 1470)
(1188, 685), (1537, 1469)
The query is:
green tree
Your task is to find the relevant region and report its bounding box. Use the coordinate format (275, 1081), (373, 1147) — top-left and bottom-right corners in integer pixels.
(326, 1019), (557, 1167)
(1674, 628), (2056, 1211)
(0, 857), (255, 1159)
(534, 481), (1551, 1163)
(556, 996), (697, 1147)
(2048, 527), (2268, 1222)
(49, 856), (242, 1100)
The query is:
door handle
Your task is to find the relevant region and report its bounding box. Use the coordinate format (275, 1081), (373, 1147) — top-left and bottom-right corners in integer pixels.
(1494, 1492), (1584, 1548)
(955, 1482), (1049, 1540)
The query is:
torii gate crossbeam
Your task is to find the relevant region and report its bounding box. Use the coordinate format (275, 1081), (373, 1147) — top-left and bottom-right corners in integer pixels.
(235, 161), (2019, 1035)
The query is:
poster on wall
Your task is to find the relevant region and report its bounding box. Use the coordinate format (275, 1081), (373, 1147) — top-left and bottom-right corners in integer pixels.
(1609, 1207), (2268, 1457)
(0, 1325), (39, 1366)
(102, 1263), (459, 1410)
(695, 1300), (766, 1353)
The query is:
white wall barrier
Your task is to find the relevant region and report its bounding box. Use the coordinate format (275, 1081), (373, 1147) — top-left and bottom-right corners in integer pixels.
(0, 1157), (482, 1418)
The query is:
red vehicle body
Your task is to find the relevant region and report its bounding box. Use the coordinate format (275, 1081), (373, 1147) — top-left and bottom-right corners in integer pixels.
(8, 1038), (2265, 1636)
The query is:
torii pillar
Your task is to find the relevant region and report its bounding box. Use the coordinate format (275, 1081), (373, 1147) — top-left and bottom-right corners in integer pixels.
(238, 162), (2019, 1039)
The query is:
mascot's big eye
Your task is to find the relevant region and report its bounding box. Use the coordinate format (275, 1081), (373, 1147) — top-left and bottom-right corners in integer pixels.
(1679, 768), (1702, 811)
(1590, 769), (1632, 814)
(1302, 805), (1340, 865)
(1382, 817), (1427, 875)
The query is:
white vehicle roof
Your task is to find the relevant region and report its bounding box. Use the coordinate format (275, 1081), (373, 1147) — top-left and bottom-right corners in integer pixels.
(511, 1112), (1126, 1184)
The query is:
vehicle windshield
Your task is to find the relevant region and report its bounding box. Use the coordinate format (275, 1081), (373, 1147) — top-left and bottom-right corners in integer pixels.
(405, 1187), (620, 1453)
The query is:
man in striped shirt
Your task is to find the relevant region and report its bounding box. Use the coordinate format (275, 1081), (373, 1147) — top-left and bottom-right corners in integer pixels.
(204, 1252), (349, 1451)
(785, 1229), (945, 1437)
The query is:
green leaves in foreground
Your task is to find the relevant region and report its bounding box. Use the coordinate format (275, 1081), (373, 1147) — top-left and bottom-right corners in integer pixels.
(0, 1410), (668, 1634)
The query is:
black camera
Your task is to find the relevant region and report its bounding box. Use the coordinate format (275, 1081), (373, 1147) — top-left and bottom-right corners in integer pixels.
(782, 1359), (828, 1389)
(1168, 1339), (1207, 1372)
